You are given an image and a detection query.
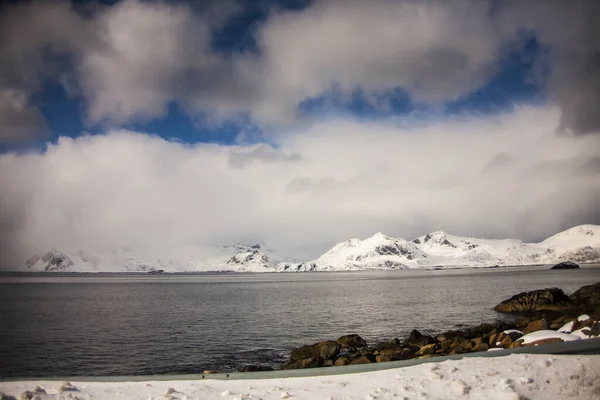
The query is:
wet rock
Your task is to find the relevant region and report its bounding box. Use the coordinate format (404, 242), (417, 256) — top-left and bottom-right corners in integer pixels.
(523, 319), (548, 334)
(337, 334), (368, 349)
(316, 340), (340, 360)
(551, 261), (579, 270)
(242, 365), (274, 372)
(281, 356), (324, 370)
(404, 329), (435, 347)
(494, 288), (571, 313)
(290, 345), (319, 361)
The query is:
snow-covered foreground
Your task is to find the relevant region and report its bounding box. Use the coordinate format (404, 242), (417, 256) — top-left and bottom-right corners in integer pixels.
(2, 354), (600, 400)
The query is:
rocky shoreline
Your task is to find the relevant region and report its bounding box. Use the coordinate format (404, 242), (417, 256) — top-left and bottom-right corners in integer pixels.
(241, 281), (600, 372)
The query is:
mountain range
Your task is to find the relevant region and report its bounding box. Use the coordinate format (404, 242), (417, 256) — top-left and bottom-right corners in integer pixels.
(17, 225), (600, 273)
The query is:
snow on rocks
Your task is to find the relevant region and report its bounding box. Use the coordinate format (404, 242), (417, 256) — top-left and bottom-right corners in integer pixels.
(517, 330), (581, 345)
(1, 354), (600, 400)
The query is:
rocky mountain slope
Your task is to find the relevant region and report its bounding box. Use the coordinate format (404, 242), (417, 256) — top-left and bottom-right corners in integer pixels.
(16, 225), (600, 273)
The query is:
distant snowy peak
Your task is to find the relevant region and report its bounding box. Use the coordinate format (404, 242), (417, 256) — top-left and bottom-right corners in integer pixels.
(22, 243), (280, 273)
(26, 250), (74, 272)
(18, 224), (600, 273)
(278, 224), (600, 272)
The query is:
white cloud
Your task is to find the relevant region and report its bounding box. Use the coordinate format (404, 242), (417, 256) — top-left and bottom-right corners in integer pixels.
(1, 105), (599, 268)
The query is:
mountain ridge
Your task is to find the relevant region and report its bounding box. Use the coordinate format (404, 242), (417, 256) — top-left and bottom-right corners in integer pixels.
(16, 224), (600, 273)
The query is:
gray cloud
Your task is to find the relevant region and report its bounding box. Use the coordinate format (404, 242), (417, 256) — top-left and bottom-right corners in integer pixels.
(0, 0), (599, 135)
(0, 90), (47, 142)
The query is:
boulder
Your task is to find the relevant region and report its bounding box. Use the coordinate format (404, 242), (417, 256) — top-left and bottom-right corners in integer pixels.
(416, 343), (436, 357)
(494, 288), (571, 313)
(336, 334), (368, 349)
(316, 340), (340, 360)
(281, 356), (324, 370)
(436, 330), (466, 343)
(348, 353), (376, 365)
(571, 282), (600, 306)
(374, 342), (411, 356)
(290, 345), (319, 361)
(551, 261), (579, 270)
(404, 329), (435, 347)
(333, 355), (350, 366)
(375, 348), (415, 363)
(522, 319), (548, 334)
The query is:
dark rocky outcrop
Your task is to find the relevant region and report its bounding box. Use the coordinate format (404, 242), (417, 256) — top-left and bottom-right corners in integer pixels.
(275, 281), (600, 371)
(571, 282), (600, 307)
(494, 287), (571, 312)
(551, 261), (579, 270)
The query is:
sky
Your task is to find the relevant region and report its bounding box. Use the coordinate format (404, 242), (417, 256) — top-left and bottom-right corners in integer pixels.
(1, 0), (600, 266)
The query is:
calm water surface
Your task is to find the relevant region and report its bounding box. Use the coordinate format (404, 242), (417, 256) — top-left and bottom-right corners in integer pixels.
(1, 265), (599, 377)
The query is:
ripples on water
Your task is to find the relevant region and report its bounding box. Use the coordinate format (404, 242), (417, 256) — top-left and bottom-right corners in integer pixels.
(1, 265), (599, 377)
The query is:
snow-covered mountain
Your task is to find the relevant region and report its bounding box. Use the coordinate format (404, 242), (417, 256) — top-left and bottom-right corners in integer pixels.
(15, 225), (600, 273)
(22, 244), (282, 273)
(276, 225), (600, 272)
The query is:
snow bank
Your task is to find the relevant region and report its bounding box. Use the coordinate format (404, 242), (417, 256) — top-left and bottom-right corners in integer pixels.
(1, 354), (599, 400)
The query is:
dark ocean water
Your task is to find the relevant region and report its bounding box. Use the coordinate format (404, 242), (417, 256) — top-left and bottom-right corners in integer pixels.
(1, 265), (599, 377)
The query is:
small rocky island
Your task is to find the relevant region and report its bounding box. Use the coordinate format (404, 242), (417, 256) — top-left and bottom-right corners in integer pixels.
(551, 261), (579, 270)
(242, 281), (600, 372)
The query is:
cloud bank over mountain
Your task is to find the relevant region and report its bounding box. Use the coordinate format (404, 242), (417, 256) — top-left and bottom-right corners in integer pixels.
(1, 106), (599, 267)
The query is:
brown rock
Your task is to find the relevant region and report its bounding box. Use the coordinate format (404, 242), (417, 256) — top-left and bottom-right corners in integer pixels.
(523, 319), (548, 334)
(494, 288), (570, 313)
(316, 340), (341, 360)
(375, 351), (415, 363)
(417, 343), (436, 357)
(348, 353), (376, 365)
(323, 359), (334, 367)
(375, 343), (410, 356)
(337, 334), (368, 349)
(472, 342), (489, 352)
(404, 329), (435, 347)
(334, 355), (350, 366)
(281, 356), (324, 370)
(290, 345), (319, 361)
